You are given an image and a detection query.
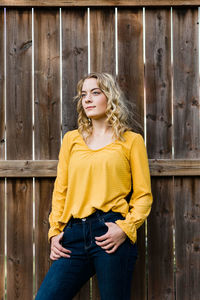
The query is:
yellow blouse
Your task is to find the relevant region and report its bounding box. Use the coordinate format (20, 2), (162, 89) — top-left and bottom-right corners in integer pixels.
(48, 129), (153, 243)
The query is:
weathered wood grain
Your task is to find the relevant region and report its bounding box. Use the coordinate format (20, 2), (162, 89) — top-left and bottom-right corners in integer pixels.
(34, 8), (60, 160)
(150, 159), (200, 176)
(0, 159), (200, 177)
(6, 7), (33, 300)
(117, 7), (145, 299)
(0, 179), (5, 300)
(90, 8), (115, 74)
(0, 9), (5, 299)
(174, 177), (200, 300)
(35, 178), (54, 292)
(0, 8), (4, 161)
(173, 8), (199, 159)
(7, 178), (33, 300)
(148, 177), (174, 299)
(62, 7), (88, 134)
(173, 7), (200, 300)
(118, 8), (144, 133)
(0, 0), (200, 7)
(145, 8), (172, 159)
(0, 160), (58, 177)
(34, 7), (61, 294)
(146, 8), (174, 300)
(6, 8), (32, 160)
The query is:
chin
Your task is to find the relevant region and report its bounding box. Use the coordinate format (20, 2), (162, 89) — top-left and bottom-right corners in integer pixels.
(90, 115), (107, 121)
(86, 113), (98, 118)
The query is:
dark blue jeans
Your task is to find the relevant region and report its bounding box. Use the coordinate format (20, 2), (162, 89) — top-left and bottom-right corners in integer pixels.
(35, 210), (138, 300)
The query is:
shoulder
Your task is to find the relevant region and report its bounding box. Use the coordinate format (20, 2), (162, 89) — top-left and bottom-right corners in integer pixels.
(123, 131), (146, 157)
(123, 130), (144, 144)
(63, 129), (79, 141)
(61, 130), (80, 150)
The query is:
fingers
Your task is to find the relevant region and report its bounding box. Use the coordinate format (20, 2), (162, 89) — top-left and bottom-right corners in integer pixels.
(95, 222), (127, 253)
(95, 238), (112, 247)
(53, 245), (71, 255)
(50, 247), (71, 260)
(95, 233), (117, 252)
(50, 248), (71, 260)
(105, 244), (118, 254)
(95, 232), (109, 241)
(96, 241), (115, 250)
(54, 243), (71, 254)
(50, 232), (72, 261)
(50, 252), (61, 260)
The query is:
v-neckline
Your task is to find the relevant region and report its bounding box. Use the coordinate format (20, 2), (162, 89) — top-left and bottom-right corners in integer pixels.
(77, 131), (118, 152)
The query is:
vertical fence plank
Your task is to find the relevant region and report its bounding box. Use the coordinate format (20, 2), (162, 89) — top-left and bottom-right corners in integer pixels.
(173, 8), (199, 160)
(145, 8), (172, 159)
(6, 8), (33, 300)
(62, 7), (88, 133)
(118, 8), (144, 128)
(0, 180), (5, 300)
(7, 179), (33, 300)
(34, 8), (60, 161)
(62, 8), (90, 300)
(34, 7), (60, 295)
(0, 8), (4, 160)
(145, 8), (174, 300)
(34, 178), (54, 293)
(90, 8), (115, 74)
(118, 8), (145, 300)
(0, 8), (5, 300)
(173, 7), (200, 300)
(6, 9), (32, 159)
(148, 177), (174, 299)
(174, 177), (200, 300)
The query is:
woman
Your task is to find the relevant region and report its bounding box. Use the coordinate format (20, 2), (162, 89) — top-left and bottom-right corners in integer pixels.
(36, 72), (153, 300)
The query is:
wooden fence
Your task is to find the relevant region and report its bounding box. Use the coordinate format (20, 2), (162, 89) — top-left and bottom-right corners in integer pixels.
(0, 1), (200, 299)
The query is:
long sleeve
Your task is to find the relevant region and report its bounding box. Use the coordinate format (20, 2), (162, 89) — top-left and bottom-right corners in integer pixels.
(48, 132), (69, 241)
(115, 134), (153, 243)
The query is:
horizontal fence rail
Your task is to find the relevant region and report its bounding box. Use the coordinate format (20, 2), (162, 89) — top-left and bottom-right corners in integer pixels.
(0, 159), (200, 177)
(0, 0), (200, 6)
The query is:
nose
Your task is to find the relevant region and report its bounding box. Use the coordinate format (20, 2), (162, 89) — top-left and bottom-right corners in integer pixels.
(84, 93), (93, 102)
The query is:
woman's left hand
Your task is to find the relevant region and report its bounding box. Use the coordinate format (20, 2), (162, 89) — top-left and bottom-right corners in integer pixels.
(95, 222), (127, 253)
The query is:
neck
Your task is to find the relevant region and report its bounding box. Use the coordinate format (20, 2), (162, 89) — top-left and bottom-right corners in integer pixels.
(91, 118), (112, 136)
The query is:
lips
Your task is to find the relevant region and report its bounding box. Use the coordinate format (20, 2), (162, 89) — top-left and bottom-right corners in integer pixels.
(86, 106), (96, 109)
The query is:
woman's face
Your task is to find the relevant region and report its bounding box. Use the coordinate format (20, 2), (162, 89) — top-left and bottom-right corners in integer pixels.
(81, 78), (107, 120)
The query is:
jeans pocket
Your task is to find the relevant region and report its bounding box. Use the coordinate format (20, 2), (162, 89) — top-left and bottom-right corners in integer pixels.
(62, 225), (74, 247)
(102, 211), (125, 224)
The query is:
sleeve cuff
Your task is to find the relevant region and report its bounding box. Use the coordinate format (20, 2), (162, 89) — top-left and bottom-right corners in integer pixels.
(115, 219), (137, 244)
(48, 227), (62, 243)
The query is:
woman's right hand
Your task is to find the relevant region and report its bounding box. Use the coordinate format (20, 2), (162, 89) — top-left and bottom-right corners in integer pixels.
(50, 232), (71, 260)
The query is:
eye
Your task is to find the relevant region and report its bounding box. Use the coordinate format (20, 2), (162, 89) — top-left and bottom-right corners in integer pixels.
(93, 91), (100, 95)
(81, 94), (86, 98)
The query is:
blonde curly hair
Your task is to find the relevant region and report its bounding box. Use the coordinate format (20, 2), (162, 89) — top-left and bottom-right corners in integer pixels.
(73, 72), (143, 141)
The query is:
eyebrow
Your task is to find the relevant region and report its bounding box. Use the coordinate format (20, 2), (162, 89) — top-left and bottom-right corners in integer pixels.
(81, 88), (101, 93)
